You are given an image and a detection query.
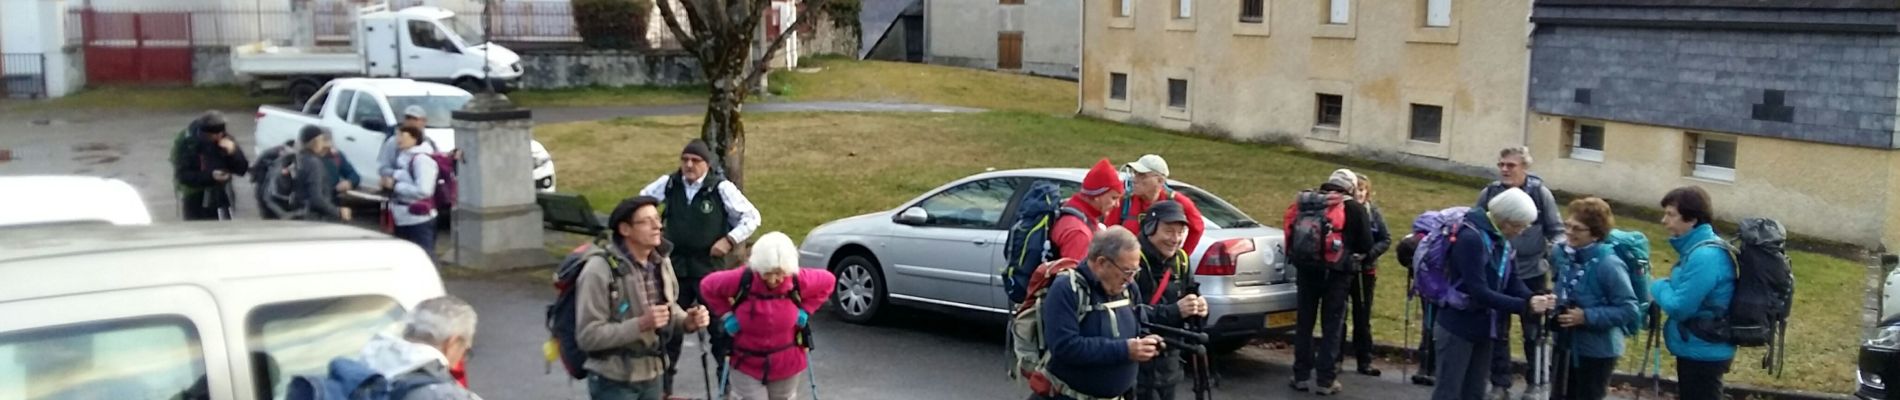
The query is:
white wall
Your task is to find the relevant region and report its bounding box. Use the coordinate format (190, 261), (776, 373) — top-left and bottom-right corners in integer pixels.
(925, 0), (1078, 79)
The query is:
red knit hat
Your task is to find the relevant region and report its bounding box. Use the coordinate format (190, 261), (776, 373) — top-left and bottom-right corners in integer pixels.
(1080, 158), (1123, 196)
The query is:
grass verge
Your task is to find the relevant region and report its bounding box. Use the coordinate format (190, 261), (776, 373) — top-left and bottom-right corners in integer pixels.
(538, 111), (1863, 394)
(508, 85), (709, 108)
(5, 86), (267, 113)
(769, 57), (1076, 115)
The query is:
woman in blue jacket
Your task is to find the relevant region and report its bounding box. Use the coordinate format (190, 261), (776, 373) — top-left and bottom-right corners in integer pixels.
(1433, 188), (1557, 400)
(1650, 187), (1736, 400)
(1548, 198), (1640, 400)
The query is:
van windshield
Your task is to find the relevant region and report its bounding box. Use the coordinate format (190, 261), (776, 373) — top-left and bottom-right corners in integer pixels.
(388, 95), (472, 129)
(440, 16), (481, 46)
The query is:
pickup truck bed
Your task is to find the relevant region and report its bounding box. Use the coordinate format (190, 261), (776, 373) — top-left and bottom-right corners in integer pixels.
(231, 42), (363, 77)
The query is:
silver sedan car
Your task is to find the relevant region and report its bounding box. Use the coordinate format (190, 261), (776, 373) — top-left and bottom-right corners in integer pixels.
(798, 168), (1300, 352)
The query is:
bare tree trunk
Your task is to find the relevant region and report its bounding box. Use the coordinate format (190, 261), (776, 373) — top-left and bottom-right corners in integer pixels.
(702, 83), (747, 189)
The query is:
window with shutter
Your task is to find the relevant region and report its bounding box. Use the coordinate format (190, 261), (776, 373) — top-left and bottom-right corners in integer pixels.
(997, 32), (1023, 70)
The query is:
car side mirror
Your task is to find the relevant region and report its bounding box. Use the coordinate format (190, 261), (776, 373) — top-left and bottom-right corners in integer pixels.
(894, 207), (928, 226)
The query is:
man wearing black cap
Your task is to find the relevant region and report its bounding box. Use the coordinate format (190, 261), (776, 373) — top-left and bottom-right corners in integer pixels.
(1132, 200), (1209, 400)
(576, 196), (712, 400)
(283, 126), (351, 222)
(635, 139), (762, 396)
(172, 111), (249, 221)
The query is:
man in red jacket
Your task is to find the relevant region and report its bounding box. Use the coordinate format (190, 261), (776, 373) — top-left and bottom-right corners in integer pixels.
(1052, 158), (1126, 261)
(1108, 154), (1206, 253)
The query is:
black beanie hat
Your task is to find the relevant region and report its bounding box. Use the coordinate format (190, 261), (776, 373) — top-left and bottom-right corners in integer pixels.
(682, 139), (715, 163)
(299, 125), (329, 147)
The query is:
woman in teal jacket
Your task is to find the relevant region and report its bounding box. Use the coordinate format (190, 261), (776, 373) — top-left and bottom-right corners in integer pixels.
(1650, 187), (1736, 400)
(1549, 198), (1639, 400)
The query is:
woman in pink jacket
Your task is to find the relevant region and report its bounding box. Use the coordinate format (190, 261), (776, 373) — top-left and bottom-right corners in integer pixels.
(701, 231), (837, 400)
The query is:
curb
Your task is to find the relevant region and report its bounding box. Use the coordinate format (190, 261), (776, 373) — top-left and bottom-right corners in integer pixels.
(1358, 342), (1852, 400)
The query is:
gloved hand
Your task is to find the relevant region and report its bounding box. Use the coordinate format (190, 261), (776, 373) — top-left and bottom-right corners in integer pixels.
(723, 314), (740, 335)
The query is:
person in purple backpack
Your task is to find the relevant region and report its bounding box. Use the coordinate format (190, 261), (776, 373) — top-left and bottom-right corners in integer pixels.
(391, 126), (441, 261)
(1434, 188), (1557, 400)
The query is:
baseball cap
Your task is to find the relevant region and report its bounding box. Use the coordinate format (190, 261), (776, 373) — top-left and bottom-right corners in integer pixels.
(403, 105), (428, 119)
(1123, 154), (1170, 177)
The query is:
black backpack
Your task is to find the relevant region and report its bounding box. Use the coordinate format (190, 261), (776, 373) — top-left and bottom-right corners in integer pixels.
(1002, 180), (1089, 304)
(1282, 190), (1346, 271)
(545, 240), (625, 380)
(261, 153), (309, 220)
(1688, 218), (1794, 373)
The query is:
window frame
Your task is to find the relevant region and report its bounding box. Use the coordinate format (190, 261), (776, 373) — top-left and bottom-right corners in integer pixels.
(1175, 0), (1193, 19)
(1109, 72), (1129, 102)
(1408, 103), (1444, 144)
(1424, 0), (1452, 27)
(910, 178), (1022, 230)
(1691, 134), (1738, 181)
(1167, 78), (1190, 110)
(1240, 0), (1267, 23)
(1327, 0), (1351, 25)
(1566, 121), (1606, 162)
(1315, 93), (1344, 131)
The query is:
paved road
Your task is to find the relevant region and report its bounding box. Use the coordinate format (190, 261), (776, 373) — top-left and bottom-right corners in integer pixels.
(450, 277), (1444, 400)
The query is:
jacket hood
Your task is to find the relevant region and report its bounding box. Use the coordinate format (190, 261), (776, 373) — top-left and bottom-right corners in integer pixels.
(1668, 224), (1720, 253)
(357, 333), (449, 379)
(1065, 196), (1106, 223)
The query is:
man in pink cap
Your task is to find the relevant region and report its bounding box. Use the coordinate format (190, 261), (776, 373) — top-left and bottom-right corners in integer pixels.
(1052, 158), (1126, 261)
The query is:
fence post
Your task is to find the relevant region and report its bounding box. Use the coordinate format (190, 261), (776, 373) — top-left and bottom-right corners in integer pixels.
(39, 54), (48, 98)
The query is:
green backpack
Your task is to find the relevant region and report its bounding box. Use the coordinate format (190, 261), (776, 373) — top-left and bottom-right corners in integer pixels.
(1604, 229), (1653, 335)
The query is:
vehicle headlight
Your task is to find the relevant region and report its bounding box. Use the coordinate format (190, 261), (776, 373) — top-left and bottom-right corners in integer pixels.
(1864, 368), (1887, 390)
(1868, 325), (1900, 351)
(535, 154), (551, 168)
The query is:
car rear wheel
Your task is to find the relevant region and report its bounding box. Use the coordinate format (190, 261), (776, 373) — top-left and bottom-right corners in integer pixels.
(832, 254), (887, 324)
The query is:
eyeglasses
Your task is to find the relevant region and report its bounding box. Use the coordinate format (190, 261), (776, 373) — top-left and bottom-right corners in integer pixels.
(1101, 258), (1140, 278)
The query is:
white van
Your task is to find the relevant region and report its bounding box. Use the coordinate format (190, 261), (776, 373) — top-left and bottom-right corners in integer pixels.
(0, 176), (151, 227)
(0, 221), (446, 399)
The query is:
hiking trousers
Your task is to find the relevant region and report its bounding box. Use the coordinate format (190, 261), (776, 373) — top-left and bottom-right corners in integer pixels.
(1343, 272), (1377, 369)
(589, 375), (663, 400)
(1676, 358), (1731, 400)
(727, 370), (803, 400)
(1293, 267), (1350, 386)
(1493, 274), (1550, 389)
(1432, 325), (1495, 400)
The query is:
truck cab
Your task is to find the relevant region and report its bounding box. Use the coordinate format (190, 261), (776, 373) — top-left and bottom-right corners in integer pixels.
(232, 5), (524, 104)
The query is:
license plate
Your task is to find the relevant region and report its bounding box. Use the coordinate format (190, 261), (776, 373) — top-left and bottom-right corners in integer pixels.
(1266, 312), (1296, 329)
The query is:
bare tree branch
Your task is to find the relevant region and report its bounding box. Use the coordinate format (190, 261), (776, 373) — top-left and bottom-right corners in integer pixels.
(741, 0), (819, 91)
(655, 0), (703, 55)
(710, 0), (733, 33)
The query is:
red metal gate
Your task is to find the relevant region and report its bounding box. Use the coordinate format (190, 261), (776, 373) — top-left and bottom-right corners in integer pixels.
(80, 10), (193, 84)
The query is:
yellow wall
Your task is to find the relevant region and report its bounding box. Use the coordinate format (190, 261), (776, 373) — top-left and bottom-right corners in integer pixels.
(1529, 113), (1900, 248)
(1080, 0), (1530, 170)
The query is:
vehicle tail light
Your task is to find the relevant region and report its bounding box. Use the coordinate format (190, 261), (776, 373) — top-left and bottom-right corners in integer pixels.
(1197, 238), (1256, 276)
(255, 111), (265, 120)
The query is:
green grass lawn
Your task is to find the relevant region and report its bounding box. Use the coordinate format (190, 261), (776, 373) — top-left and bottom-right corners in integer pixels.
(538, 110), (1864, 393)
(508, 85), (709, 108)
(4, 86), (268, 113)
(767, 57), (1077, 115)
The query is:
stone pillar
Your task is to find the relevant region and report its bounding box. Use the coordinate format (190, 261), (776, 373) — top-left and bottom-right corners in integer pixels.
(450, 93), (546, 270)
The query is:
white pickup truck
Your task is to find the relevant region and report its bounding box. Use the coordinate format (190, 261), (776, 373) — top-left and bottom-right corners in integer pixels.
(254, 78), (556, 201)
(232, 5), (523, 105)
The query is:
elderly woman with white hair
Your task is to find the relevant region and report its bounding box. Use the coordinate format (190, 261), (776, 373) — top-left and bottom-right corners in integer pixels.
(1431, 188), (1559, 400)
(700, 232), (837, 400)
(354, 295), (486, 400)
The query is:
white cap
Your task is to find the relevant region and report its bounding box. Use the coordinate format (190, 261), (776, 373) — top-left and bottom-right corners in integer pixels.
(1487, 188), (1538, 225)
(403, 105), (428, 119)
(747, 232), (801, 276)
(1122, 154), (1171, 177)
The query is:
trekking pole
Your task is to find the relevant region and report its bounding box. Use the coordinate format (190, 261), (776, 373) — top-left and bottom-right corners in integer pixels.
(1401, 284), (1415, 383)
(698, 330), (714, 400)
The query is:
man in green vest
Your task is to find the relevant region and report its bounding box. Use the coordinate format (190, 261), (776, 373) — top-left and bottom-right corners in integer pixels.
(636, 139), (762, 398)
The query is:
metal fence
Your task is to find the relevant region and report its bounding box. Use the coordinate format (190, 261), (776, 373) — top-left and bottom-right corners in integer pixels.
(63, 1), (682, 49)
(1, 54), (48, 99)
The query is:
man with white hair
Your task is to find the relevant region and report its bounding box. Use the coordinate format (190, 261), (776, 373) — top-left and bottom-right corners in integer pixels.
(1433, 188), (1558, 400)
(1476, 146), (1565, 400)
(699, 232), (837, 400)
(356, 295), (485, 400)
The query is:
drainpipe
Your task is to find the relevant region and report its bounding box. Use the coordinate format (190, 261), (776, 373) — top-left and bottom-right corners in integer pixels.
(1074, 0), (1084, 116)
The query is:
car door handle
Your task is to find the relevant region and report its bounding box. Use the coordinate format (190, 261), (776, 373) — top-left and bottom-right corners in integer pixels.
(409, 55), (421, 59)
(345, 136), (356, 142)
(972, 239), (989, 246)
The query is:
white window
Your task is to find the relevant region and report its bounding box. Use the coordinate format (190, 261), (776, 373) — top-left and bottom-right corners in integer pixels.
(1177, 0), (1193, 18)
(1567, 121), (1605, 162)
(1328, 0), (1350, 24)
(1691, 134), (1737, 181)
(1119, 0), (1132, 17)
(1426, 0), (1452, 27)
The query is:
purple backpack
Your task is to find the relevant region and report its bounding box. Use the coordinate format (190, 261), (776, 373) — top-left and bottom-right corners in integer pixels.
(1411, 206), (1485, 310)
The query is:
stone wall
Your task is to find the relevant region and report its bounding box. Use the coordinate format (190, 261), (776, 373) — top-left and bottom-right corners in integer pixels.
(514, 50), (704, 90)
(193, 46), (237, 87)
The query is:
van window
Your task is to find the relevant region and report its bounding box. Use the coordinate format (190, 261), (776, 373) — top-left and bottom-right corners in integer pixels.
(0, 316), (209, 400)
(247, 296), (406, 399)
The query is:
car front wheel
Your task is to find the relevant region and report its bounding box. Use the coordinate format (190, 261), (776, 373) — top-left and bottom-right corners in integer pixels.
(832, 254), (887, 324)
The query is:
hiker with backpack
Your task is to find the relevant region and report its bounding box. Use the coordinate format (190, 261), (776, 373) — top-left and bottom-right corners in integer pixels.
(1340, 174), (1392, 378)
(575, 196), (715, 400)
(391, 126), (442, 259)
(1058, 158), (1129, 260)
(1650, 187), (1737, 400)
(1108, 155), (1205, 254)
(1474, 147), (1565, 400)
(254, 135), (362, 220)
(1281, 169), (1375, 396)
(1547, 198), (1641, 400)
(636, 139), (764, 397)
(1004, 158), (1126, 306)
(172, 111), (250, 221)
(698, 232), (837, 400)
(1129, 201), (1209, 400)
(1428, 188), (1558, 400)
(380, 106), (436, 192)
(1034, 227), (1161, 400)
(270, 126), (352, 222)
(1397, 230), (1437, 386)
(289, 296), (484, 400)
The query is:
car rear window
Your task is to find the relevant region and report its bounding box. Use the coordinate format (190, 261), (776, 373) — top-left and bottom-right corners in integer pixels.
(1171, 186), (1260, 229)
(0, 316), (209, 400)
(247, 296), (406, 399)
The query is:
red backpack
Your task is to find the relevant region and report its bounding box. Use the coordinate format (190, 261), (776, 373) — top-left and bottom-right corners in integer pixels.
(404, 152), (458, 215)
(1282, 190), (1347, 271)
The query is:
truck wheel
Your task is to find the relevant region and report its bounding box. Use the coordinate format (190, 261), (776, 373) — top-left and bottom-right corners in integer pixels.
(453, 78), (486, 94)
(288, 80), (322, 107)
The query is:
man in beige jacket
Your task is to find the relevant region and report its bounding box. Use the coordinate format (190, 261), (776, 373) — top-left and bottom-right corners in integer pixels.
(578, 196), (713, 400)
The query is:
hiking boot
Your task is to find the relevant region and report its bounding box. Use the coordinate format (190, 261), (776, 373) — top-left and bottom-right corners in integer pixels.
(1488, 386), (1512, 400)
(1357, 366), (1382, 377)
(1518, 384), (1549, 400)
(1289, 379), (1311, 392)
(1314, 381), (1344, 396)
(1410, 374), (1436, 386)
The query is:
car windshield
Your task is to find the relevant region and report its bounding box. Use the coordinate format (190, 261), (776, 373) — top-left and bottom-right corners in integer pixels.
(387, 95), (472, 129)
(1171, 185), (1260, 229)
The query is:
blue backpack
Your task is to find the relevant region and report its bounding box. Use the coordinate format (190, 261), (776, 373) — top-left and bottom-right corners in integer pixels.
(1551, 229), (1653, 336)
(286, 357), (450, 400)
(1002, 180), (1089, 304)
